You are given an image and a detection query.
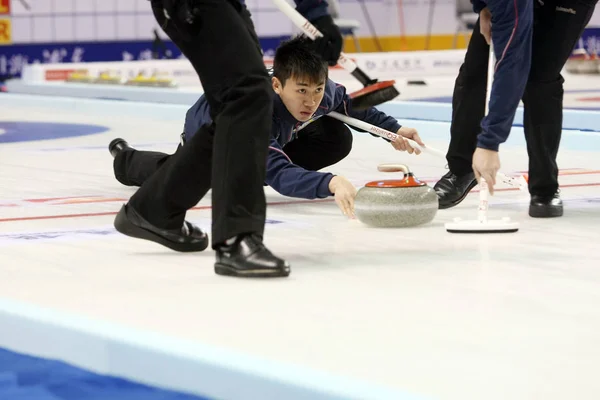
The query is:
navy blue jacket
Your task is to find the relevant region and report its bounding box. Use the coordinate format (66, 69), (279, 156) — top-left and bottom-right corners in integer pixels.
(184, 79), (401, 199)
(471, 0), (533, 151)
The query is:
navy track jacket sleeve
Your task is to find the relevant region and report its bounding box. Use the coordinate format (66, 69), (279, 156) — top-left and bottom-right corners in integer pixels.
(476, 0), (533, 151)
(265, 138), (334, 199)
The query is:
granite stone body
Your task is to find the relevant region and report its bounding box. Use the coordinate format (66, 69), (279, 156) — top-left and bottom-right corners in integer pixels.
(354, 164), (439, 228)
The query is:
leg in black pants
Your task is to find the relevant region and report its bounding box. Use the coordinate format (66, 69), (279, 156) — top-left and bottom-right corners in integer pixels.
(446, 18), (489, 177)
(283, 116), (353, 170)
(111, 117), (352, 191)
(113, 147), (175, 187)
(114, 0), (289, 277)
(434, 18), (488, 209)
(111, 131), (192, 187)
(524, 0), (597, 217)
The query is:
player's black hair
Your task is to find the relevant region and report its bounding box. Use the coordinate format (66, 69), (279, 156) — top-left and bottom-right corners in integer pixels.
(273, 36), (328, 87)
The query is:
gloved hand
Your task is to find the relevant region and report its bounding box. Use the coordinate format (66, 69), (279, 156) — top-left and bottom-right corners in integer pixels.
(309, 15), (343, 66)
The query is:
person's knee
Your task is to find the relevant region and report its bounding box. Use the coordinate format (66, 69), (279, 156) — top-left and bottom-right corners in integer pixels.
(235, 72), (272, 100)
(524, 77), (564, 102)
(455, 62), (487, 87)
(212, 72), (273, 113)
(325, 118), (353, 161)
(527, 62), (565, 86)
(248, 73), (273, 97)
(338, 124), (353, 159)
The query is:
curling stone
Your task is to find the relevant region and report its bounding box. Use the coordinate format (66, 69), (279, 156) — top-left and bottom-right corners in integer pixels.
(354, 164), (438, 228)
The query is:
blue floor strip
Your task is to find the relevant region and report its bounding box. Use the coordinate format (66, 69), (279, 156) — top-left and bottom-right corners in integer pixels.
(0, 347), (210, 400)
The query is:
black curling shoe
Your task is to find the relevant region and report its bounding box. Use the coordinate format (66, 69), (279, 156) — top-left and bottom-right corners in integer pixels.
(434, 171), (478, 209)
(215, 234), (290, 278)
(114, 204), (209, 252)
(529, 192), (563, 218)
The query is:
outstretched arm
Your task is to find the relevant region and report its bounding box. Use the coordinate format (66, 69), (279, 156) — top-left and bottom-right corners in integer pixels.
(265, 138), (357, 217)
(265, 139), (334, 199)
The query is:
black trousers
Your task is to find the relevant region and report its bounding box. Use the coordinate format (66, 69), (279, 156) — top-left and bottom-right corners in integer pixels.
(127, 0), (273, 246)
(447, 0), (597, 196)
(114, 116), (353, 188)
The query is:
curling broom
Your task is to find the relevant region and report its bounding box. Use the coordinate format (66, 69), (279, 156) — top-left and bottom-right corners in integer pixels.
(444, 43), (520, 233)
(271, 0), (400, 110)
(327, 111), (527, 191)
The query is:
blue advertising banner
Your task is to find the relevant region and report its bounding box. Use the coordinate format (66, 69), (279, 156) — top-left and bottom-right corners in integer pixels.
(0, 36), (289, 80)
(572, 27), (600, 56)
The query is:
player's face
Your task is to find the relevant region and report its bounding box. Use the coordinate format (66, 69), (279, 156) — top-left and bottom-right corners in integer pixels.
(273, 76), (326, 122)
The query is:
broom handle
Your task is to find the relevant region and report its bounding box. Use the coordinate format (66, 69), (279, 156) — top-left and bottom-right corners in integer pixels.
(328, 110), (525, 190)
(271, 0), (360, 74)
(479, 43), (495, 222)
(485, 43), (494, 115)
(328, 111), (445, 157)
